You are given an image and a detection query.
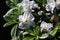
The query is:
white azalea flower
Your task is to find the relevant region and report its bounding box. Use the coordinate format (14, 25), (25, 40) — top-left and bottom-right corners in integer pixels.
(17, 0), (30, 12)
(18, 12), (35, 29)
(55, 0), (60, 9)
(40, 21), (53, 32)
(46, 0), (55, 13)
(30, 1), (40, 9)
(17, 0), (40, 12)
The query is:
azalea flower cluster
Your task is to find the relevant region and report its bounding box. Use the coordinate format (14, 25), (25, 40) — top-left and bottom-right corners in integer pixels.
(40, 21), (53, 32)
(17, 0), (55, 32)
(17, 0), (40, 29)
(3, 0), (60, 40)
(46, 0), (60, 13)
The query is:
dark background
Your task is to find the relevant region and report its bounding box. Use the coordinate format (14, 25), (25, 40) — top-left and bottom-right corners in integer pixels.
(0, 0), (60, 40)
(0, 0), (12, 40)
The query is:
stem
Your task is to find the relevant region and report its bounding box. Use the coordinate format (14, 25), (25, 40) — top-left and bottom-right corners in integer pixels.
(43, 0), (44, 7)
(13, 20), (19, 24)
(36, 36), (38, 40)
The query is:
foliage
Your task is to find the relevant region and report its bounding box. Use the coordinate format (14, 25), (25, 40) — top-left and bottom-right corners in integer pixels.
(3, 0), (60, 40)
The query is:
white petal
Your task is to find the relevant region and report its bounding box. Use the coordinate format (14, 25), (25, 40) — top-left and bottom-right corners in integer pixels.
(46, 4), (51, 11)
(41, 28), (43, 32)
(56, 0), (60, 9)
(46, 0), (55, 13)
(19, 23), (24, 29)
(19, 22), (30, 29)
(40, 21), (53, 32)
(19, 15), (23, 22)
(29, 21), (35, 27)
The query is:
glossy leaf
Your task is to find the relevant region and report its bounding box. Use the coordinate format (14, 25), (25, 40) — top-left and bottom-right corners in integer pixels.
(11, 24), (24, 39)
(23, 37), (34, 40)
(26, 26), (40, 36)
(3, 21), (15, 27)
(57, 23), (60, 29)
(11, 37), (17, 40)
(3, 15), (13, 22)
(18, 6), (23, 15)
(3, 6), (23, 22)
(26, 29), (35, 36)
(39, 33), (48, 39)
(35, 0), (46, 5)
(57, 26), (60, 29)
(33, 26), (40, 36)
(18, 33), (23, 40)
(10, 0), (19, 5)
(11, 25), (18, 37)
(6, 0), (22, 8)
(3, 7), (18, 22)
(50, 27), (58, 36)
(6, 0), (16, 8)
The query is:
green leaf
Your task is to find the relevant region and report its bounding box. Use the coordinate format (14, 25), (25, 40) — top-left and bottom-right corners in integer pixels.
(26, 29), (35, 36)
(57, 23), (60, 29)
(35, 0), (46, 5)
(3, 15), (13, 22)
(7, 9), (19, 19)
(50, 27), (58, 36)
(6, 0), (16, 8)
(35, 0), (42, 4)
(3, 7), (23, 22)
(11, 25), (18, 37)
(3, 21), (15, 27)
(26, 26), (40, 36)
(18, 6), (23, 15)
(23, 37), (34, 40)
(39, 33), (48, 39)
(18, 33), (23, 40)
(11, 37), (17, 40)
(6, 0), (22, 8)
(11, 24), (23, 39)
(33, 26), (40, 36)
(3, 7), (18, 22)
(57, 26), (60, 29)
(10, 0), (19, 5)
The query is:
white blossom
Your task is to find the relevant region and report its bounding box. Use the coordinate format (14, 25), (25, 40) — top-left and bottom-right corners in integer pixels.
(30, 1), (40, 9)
(17, 0), (40, 12)
(40, 21), (53, 32)
(18, 12), (35, 29)
(46, 0), (55, 13)
(55, 0), (60, 9)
